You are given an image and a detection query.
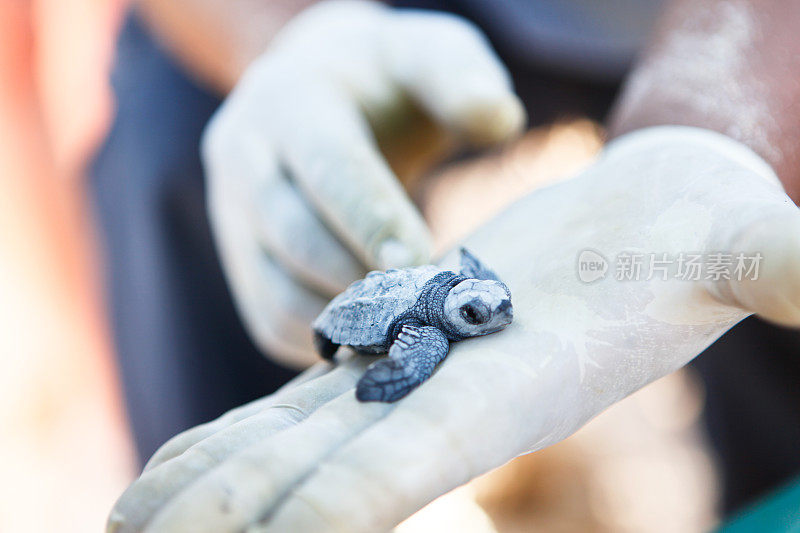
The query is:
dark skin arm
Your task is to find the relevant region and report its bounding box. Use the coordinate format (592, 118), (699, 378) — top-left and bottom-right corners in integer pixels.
(138, 0), (319, 93)
(609, 0), (800, 202)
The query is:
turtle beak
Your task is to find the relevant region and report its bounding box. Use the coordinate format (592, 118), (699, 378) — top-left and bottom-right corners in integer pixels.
(497, 299), (513, 322)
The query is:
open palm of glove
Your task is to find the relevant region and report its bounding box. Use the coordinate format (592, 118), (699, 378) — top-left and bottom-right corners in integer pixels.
(203, 0), (525, 367)
(110, 127), (800, 532)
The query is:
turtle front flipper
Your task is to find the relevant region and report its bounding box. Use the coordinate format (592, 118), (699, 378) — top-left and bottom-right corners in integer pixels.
(356, 326), (449, 403)
(459, 247), (501, 281)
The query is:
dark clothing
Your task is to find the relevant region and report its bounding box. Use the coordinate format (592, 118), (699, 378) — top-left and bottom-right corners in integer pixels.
(393, 0), (621, 123)
(90, 16), (296, 464)
(92, 7), (799, 514)
(392, 0), (663, 80)
(694, 318), (800, 512)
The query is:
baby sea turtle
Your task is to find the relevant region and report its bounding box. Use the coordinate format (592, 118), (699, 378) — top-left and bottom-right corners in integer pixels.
(312, 248), (513, 402)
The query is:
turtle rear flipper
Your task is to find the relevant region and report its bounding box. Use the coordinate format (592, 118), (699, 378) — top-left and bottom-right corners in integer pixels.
(356, 325), (449, 403)
(313, 331), (339, 361)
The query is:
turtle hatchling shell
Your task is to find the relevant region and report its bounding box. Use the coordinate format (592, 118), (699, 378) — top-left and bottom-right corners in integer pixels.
(313, 265), (444, 350)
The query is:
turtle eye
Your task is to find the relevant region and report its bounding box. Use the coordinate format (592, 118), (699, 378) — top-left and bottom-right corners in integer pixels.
(460, 303), (487, 325)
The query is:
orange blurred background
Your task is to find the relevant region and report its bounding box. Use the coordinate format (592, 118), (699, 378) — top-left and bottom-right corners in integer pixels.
(0, 1), (134, 531)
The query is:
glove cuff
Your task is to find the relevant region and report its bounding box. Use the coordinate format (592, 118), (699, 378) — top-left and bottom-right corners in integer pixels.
(604, 126), (781, 188)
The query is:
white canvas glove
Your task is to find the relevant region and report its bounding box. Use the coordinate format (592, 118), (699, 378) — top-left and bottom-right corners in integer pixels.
(110, 126), (800, 532)
(202, 0), (525, 367)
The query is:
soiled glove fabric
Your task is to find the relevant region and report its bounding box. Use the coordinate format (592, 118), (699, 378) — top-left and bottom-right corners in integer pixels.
(202, 0), (525, 368)
(110, 126), (800, 533)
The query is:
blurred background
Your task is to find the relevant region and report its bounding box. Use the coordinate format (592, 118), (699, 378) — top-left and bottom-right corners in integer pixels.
(0, 1), (726, 531)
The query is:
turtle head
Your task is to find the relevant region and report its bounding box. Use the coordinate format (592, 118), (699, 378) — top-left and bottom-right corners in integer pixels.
(444, 279), (513, 338)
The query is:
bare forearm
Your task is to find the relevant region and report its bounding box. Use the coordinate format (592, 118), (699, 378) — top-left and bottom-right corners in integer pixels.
(609, 0), (800, 201)
(138, 0), (318, 93)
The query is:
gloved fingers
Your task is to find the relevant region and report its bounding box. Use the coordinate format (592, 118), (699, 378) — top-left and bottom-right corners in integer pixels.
(143, 386), (395, 533)
(250, 155), (367, 297)
(207, 168), (325, 367)
(713, 208), (800, 326)
(279, 84), (432, 270)
(203, 113), (366, 297)
(385, 10), (526, 147)
(142, 362), (332, 472)
(260, 345), (548, 533)
(108, 357), (370, 533)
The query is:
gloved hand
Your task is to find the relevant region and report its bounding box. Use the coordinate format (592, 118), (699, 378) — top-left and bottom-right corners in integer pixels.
(109, 127), (800, 532)
(202, 0), (525, 367)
